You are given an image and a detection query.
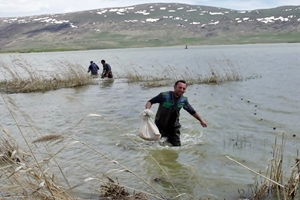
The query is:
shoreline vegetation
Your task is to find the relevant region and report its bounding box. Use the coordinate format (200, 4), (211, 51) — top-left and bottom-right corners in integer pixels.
(0, 57), (243, 94)
(122, 58), (243, 88)
(1, 57), (300, 199)
(1, 94), (300, 199)
(0, 59), (97, 94)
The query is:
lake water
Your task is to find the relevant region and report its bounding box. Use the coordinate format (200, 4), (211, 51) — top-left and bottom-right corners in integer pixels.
(1, 44), (300, 199)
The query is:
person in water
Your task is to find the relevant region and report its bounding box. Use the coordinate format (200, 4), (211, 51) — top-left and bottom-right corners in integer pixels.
(87, 61), (99, 75)
(145, 80), (207, 146)
(101, 60), (113, 78)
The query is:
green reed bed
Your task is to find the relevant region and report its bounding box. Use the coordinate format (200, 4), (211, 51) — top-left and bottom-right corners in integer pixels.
(0, 58), (96, 94)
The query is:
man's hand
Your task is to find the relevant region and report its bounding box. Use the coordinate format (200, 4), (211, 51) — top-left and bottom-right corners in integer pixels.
(145, 101), (152, 109)
(192, 113), (207, 127)
(200, 119), (207, 127)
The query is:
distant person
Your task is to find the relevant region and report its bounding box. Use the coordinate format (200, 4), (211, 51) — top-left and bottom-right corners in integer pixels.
(87, 61), (99, 75)
(185, 45), (188, 49)
(101, 59), (113, 78)
(145, 80), (207, 146)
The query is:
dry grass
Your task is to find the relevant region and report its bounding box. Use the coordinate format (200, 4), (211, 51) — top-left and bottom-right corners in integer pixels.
(177, 58), (243, 85)
(32, 134), (64, 143)
(0, 58), (97, 93)
(0, 95), (74, 199)
(121, 58), (243, 88)
(0, 128), (73, 199)
(100, 176), (148, 200)
(0, 95), (183, 200)
(227, 133), (300, 200)
(122, 65), (171, 84)
(0, 56), (242, 93)
(1, 92), (300, 199)
(251, 133), (300, 200)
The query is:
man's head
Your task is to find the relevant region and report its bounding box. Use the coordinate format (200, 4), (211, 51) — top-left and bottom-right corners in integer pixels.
(173, 80), (187, 98)
(90, 61), (93, 64)
(101, 60), (105, 65)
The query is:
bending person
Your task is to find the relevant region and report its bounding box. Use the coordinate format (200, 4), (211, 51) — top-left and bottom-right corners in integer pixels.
(87, 61), (99, 75)
(101, 60), (113, 78)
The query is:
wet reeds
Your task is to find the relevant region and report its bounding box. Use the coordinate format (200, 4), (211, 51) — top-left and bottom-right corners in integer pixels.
(1, 92), (300, 199)
(123, 58), (243, 88)
(1, 57), (297, 200)
(0, 95), (182, 200)
(0, 58), (96, 93)
(227, 133), (300, 200)
(0, 56), (242, 94)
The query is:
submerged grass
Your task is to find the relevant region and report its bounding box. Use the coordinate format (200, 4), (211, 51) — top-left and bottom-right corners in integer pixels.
(0, 58), (97, 94)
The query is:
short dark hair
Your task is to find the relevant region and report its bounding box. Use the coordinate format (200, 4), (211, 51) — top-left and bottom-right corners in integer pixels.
(101, 60), (105, 63)
(174, 80), (187, 87)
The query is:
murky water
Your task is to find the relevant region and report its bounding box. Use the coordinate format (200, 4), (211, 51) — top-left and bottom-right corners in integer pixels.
(1, 44), (300, 199)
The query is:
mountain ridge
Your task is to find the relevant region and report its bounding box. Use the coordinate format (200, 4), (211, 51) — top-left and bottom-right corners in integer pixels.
(0, 3), (300, 52)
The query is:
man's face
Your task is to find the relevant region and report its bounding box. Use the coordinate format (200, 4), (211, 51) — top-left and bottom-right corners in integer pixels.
(173, 82), (187, 97)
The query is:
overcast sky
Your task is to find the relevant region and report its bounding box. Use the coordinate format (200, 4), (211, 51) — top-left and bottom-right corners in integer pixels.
(0, 0), (299, 17)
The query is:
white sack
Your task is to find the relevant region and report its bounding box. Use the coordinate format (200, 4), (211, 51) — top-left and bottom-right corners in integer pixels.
(138, 109), (161, 141)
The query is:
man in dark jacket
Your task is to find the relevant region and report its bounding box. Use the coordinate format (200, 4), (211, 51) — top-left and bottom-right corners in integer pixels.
(87, 61), (99, 75)
(101, 60), (113, 78)
(145, 80), (207, 146)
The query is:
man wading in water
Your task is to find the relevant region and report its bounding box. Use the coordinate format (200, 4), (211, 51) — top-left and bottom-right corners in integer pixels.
(145, 80), (207, 146)
(87, 61), (99, 75)
(101, 60), (113, 78)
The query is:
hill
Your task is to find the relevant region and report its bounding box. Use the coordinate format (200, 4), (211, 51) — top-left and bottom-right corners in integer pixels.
(0, 3), (300, 52)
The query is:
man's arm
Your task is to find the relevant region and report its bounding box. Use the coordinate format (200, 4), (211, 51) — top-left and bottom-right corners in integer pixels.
(101, 66), (106, 77)
(183, 99), (207, 127)
(145, 93), (163, 109)
(193, 113), (207, 127)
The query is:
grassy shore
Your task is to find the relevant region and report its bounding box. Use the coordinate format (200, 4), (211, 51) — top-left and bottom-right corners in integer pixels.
(1, 32), (300, 54)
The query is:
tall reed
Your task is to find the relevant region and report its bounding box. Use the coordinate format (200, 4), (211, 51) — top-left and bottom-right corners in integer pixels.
(0, 95), (186, 199)
(122, 58), (243, 88)
(227, 133), (300, 200)
(0, 58), (97, 93)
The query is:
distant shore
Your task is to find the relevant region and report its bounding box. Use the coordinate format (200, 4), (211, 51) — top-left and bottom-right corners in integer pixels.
(1, 40), (300, 54)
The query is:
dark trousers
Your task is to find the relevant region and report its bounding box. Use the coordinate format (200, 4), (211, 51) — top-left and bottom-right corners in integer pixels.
(157, 124), (181, 146)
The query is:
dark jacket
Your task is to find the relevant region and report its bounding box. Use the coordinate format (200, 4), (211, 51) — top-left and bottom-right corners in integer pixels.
(149, 91), (196, 128)
(88, 63), (99, 75)
(102, 63), (111, 73)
